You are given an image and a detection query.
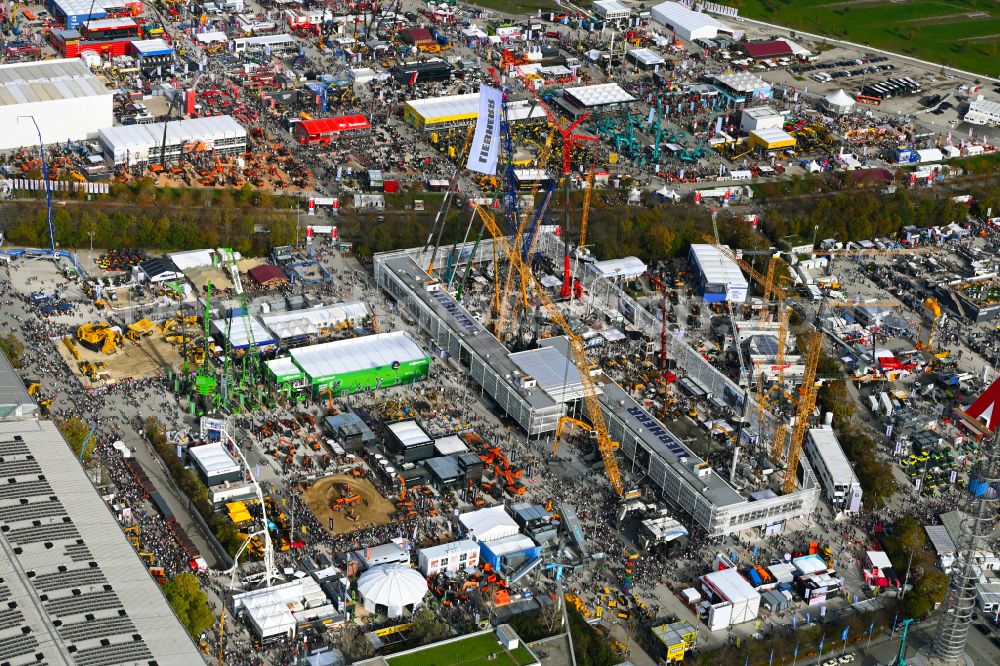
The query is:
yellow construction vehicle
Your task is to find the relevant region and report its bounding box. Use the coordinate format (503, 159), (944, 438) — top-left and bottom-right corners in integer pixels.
(63, 336), (81, 360)
(126, 318), (156, 342)
(76, 323), (124, 355)
(79, 361), (109, 382)
(24, 379), (41, 397)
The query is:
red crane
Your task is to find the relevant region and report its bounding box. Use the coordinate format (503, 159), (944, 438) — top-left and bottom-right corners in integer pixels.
(520, 77), (597, 298)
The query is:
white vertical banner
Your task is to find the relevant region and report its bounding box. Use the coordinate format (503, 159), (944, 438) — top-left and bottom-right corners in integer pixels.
(466, 84), (503, 175)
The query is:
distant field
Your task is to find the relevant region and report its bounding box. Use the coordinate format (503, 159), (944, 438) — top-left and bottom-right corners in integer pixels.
(732, 0), (999, 77)
(467, 0), (558, 14)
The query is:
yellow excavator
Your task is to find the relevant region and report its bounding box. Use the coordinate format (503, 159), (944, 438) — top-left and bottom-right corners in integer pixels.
(76, 323), (124, 355)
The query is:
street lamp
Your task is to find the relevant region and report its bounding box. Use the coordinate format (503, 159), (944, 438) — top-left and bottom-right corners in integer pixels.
(17, 116), (55, 255)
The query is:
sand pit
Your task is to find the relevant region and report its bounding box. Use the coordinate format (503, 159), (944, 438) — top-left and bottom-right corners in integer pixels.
(54, 334), (185, 385)
(301, 474), (398, 535)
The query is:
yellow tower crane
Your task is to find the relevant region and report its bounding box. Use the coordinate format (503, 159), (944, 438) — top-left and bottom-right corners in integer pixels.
(783, 330), (823, 494)
(474, 202), (624, 496)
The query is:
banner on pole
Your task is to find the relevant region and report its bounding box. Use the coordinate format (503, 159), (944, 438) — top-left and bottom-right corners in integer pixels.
(466, 84), (503, 175)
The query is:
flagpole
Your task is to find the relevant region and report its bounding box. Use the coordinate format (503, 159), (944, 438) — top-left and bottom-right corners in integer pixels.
(791, 641), (799, 666)
(866, 623), (875, 652)
(815, 633), (825, 666)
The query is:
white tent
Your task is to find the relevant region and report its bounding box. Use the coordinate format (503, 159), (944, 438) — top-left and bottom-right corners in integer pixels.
(655, 187), (681, 201)
(260, 302), (369, 341)
(459, 506), (520, 542)
(357, 564), (428, 618)
(589, 256), (647, 279)
(823, 89), (855, 115)
(651, 1), (724, 41)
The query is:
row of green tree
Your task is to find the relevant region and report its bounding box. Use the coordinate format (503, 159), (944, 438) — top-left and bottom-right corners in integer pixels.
(0, 334), (24, 369)
(817, 380), (897, 510)
(142, 417), (245, 557)
(3, 204), (300, 258)
(756, 177), (1000, 245)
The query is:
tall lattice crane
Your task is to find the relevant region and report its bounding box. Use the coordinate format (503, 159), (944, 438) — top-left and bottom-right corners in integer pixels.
(422, 125), (475, 277)
(473, 202), (624, 496)
(784, 330), (822, 494)
(519, 75), (598, 299)
(493, 137), (555, 338)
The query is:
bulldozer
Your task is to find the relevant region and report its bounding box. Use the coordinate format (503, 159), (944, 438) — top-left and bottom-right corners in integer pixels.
(23, 379), (41, 397)
(76, 323), (124, 355)
(125, 318), (156, 343)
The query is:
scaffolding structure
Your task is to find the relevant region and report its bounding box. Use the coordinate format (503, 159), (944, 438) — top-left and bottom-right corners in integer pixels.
(932, 424), (1000, 662)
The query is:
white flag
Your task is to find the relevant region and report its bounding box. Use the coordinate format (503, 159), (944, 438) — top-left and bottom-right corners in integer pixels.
(467, 84), (503, 175)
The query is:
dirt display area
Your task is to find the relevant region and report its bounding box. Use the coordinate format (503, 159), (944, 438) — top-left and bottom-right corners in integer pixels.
(54, 335), (183, 385)
(301, 474), (397, 535)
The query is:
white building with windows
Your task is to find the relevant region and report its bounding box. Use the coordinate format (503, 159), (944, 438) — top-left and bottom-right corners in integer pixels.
(804, 427), (862, 513)
(593, 0), (630, 22)
(98, 115), (247, 165)
(964, 95), (1000, 127)
(418, 540), (480, 576)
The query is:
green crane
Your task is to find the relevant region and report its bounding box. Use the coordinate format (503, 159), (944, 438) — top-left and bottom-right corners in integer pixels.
(194, 281), (217, 402)
(893, 618), (914, 666)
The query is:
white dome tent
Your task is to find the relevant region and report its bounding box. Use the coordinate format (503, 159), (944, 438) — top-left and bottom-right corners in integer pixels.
(823, 89), (855, 115)
(357, 564), (428, 618)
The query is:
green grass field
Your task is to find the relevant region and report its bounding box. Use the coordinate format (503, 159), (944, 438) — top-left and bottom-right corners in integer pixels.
(731, 0), (999, 77)
(467, 0), (558, 13)
(387, 633), (536, 666)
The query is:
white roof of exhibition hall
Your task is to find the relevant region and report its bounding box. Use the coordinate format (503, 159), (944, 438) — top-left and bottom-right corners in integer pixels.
(703, 567), (760, 604)
(98, 115), (246, 153)
(189, 442), (241, 477)
(459, 506), (520, 542)
(419, 539), (479, 561)
(405, 92), (545, 122)
(627, 47), (666, 66)
(266, 357), (302, 381)
(386, 420), (432, 448)
(288, 331), (428, 380)
(714, 72), (770, 93)
(211, 315), (276, 350)
(590, 256), (647, 278)
(433, 435), (469, 456)
(233, 578), (328, 639)
(261, 301), (369, 340)
(690, 244), (749, 288)
(594, 0), (630, 16)
(825, 89), (855, 107)
(563, 83), (636, 107)
(806, 427), (858, 486)
(0, 58), (109, 106)
(651, 2), (724, 35)
(509, 344), (591, 403)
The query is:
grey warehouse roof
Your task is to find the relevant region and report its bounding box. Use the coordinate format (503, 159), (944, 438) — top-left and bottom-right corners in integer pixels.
(0, 58), (109, 107)
(0, 418), (202, 665)
(509, 343), (595, 403)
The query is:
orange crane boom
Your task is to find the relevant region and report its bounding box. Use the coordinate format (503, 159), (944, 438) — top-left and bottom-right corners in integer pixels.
(783, 331), (822, 494)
